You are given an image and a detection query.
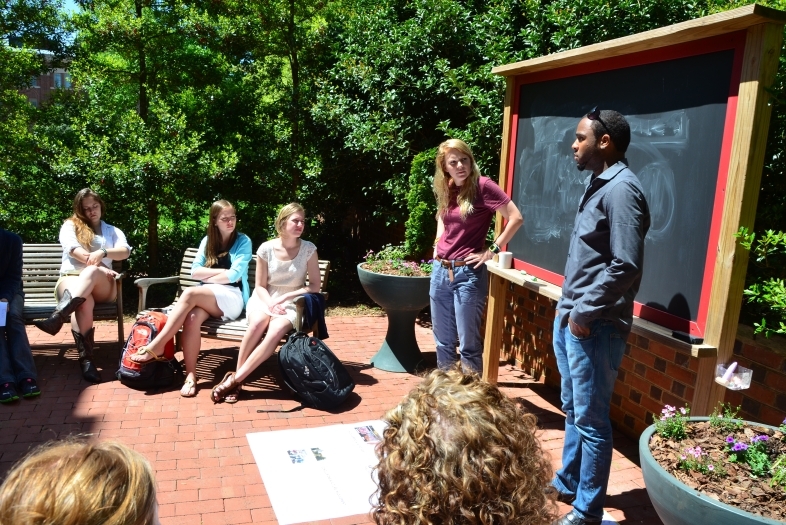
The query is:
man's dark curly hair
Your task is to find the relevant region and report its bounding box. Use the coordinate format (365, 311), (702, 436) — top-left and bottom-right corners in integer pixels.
(372, 368), (557, 525)
(588, 109), (631, 153)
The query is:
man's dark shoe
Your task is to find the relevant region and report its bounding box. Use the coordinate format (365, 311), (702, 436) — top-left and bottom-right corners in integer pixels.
(552, 510), (602, 525)
(0, 383), (20, 403)
(19, 378), (41, 398)
(555, 491), (576, 505)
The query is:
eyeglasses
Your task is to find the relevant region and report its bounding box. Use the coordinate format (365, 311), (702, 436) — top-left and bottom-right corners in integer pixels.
(218, 216), (237, 223)
(587, 106), (609, 132)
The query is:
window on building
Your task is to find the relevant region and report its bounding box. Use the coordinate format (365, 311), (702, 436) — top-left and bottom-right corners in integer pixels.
(30, 76), (39, 88)
(54, 73), (63, 88)
(64, 74), (72, 89)
(29, 98), (38, 108)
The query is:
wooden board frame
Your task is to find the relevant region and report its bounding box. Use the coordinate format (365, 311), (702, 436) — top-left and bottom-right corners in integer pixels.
(485, 5), (784, 417)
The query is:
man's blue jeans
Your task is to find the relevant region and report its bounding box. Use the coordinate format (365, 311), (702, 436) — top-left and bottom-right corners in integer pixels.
(552, 316), (626, 521)
(0, 291), (37, 384)
(430, 262), (487, 374)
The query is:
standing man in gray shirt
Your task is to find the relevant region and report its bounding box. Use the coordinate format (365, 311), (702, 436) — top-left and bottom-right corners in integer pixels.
(551, 108), (650, 525)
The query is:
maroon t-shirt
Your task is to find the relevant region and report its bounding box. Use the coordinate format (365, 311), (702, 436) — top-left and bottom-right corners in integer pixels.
(437, 177), (510, 260)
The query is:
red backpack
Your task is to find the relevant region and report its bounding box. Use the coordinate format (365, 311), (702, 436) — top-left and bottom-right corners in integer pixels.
(116, 311), (181, 389)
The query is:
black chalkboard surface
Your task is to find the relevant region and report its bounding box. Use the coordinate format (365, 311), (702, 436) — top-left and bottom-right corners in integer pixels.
(509, 49), (735, 327)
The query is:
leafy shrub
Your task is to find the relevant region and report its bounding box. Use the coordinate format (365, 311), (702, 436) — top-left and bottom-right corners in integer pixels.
(654, 404), (690, 441)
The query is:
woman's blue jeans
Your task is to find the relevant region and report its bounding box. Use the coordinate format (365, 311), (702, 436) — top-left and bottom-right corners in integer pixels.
(551, 316), (626, 521)
(429, 262), (487, 374)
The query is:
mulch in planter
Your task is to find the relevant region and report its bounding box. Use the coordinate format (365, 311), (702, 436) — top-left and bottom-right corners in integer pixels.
(650, 421), (786, 521)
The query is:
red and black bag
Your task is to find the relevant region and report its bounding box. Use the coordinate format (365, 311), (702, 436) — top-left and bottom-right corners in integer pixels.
(116, 311), (181, 389)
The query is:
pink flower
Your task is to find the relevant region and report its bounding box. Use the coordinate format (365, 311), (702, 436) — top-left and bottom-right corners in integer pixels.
(708, 465), (714, 471)
(679, 407), (687, 415)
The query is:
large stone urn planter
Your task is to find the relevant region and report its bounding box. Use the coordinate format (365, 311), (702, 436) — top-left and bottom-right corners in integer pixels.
(357, 263), (431, 373)
(639, 417), (782, 525)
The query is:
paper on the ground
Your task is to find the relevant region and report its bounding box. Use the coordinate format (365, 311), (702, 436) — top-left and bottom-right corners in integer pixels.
(247, 420), (386, 525)
(0, 301), (6, 327)
(602, 510), (617, 524)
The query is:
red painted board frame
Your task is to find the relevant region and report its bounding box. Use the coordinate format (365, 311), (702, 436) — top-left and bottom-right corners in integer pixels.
(502, 32), (747, 337)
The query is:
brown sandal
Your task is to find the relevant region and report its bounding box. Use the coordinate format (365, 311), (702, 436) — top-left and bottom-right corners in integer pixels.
(211, 372), (240, 403)
(224, 384), (242, 404)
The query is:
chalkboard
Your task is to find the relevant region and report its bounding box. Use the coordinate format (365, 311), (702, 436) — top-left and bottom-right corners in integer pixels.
(509, 49), (736, 330)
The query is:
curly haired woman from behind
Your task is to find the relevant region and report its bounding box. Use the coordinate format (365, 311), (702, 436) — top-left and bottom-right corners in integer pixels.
(0, 440), (159, 525)
(373, 368), (557, 525)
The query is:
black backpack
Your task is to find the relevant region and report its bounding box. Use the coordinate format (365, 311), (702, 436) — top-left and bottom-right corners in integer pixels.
(277, 331), (355, 410)
(116, 311), (183, 390)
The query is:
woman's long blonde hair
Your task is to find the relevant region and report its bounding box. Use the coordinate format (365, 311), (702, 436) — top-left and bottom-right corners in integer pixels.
(0, 439), (158, 525)
(204, 200), (238, 268)
(433, 139), (482, 220)
(69, 188), (106, 249)
(372, 368), (557, 525)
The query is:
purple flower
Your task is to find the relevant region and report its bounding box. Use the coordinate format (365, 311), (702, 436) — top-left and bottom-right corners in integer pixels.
(708, 465), (714, 471)
(680, 407), (687, 415)
(752, 435), (769, 443)
(680, 455), (686, 460)
(732, 442), (748, 452)
(725, 435), (735, 444)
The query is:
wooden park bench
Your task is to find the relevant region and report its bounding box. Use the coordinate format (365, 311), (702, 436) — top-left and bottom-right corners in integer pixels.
(135, 247), (330, 351)
(22, 244), (126, 343)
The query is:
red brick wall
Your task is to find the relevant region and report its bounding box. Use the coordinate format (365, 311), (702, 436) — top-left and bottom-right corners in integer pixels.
(723, 326), (786, 426)
(497, 282), (786, 438)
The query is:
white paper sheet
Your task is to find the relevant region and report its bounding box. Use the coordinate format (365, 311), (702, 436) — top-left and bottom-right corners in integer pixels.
(0, 301), (7, 327)
(246, 420), (386, 525)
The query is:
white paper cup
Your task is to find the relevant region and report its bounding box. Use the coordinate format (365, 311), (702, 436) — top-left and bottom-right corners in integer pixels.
(497, 251), (513, 269)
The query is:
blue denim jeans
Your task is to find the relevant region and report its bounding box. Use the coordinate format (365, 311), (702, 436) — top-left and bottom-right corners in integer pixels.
(0, 291), (37, 384)
(551, 316), (626, 521)
(429, 262), (487, 374)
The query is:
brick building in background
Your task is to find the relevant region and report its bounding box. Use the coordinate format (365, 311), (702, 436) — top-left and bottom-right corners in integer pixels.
(18, 51), (70, 107)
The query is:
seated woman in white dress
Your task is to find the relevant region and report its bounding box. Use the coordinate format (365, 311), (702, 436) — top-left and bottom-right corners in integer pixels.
(34, 188), (131, 383)
(131, 200), (252, 398)
(211, 202), (321, 403)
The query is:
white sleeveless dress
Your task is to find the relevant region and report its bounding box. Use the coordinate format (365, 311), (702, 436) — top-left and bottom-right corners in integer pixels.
(245, 239), (316, 326)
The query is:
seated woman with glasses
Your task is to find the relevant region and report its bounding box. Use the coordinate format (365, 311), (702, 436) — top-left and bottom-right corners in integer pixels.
(131, 199), (252, 398)
(34, 188), (132, 383)
(211, 202), (320, 403)
(372, 367), (557, 525)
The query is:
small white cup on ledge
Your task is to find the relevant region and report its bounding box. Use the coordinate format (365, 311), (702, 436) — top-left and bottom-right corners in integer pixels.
(497, 251), (513, 269)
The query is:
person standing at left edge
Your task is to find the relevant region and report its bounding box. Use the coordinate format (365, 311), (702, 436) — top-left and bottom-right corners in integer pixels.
(551, 108), (650, 525)
(0, 229), (41, 402)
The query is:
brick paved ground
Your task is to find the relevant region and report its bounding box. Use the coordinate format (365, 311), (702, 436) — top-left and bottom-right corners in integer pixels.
(7, 317), (662, 525)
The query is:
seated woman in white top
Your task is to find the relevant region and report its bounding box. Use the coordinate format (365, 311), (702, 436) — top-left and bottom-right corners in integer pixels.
(211, 202), (321, 403)
(34, 188), (131, 383)
(130, 200), (252, 398)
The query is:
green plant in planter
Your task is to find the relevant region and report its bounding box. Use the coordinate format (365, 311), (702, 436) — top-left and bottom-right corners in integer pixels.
(654, 404), (690, 440)
(363, 244), (434, 277)
(726, 434), (772, 478)
(709, 402), (744, 434)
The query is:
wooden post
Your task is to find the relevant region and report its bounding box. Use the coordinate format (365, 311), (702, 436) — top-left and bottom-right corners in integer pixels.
(692, 22), (784, 416)
(484, 76), (517, 383)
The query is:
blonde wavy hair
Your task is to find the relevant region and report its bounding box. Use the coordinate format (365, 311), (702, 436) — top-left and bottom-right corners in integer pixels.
(205, 199), (238, 268)
(0, 439), (158, 525)
(69, 188), (106, 249)
(274, 202), (306, 236)
(373, 368), (557, 525)
(433, 139), (482, 220)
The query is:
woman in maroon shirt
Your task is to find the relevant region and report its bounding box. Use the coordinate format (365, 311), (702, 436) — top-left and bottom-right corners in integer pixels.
(431, 139), (523, 374)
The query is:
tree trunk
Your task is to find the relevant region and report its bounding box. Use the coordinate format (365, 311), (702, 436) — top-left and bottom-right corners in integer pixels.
(288, 0), (300, 193)
(147, 198), (159, 274)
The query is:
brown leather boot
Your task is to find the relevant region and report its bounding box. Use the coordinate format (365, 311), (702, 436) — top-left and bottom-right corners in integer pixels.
(34, 290), (86, 335)
(72, 328), (101, 383)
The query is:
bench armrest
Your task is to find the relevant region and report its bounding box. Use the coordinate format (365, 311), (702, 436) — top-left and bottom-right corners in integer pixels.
(135, 276), (179, 312)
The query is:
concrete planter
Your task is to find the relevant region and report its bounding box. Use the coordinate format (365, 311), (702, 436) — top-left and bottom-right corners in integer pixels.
(357, 263), (430, 373)
(639, 417), (782, 525)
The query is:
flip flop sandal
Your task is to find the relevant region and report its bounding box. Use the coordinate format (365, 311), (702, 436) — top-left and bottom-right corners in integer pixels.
(224, 384), (242, 404)
(211, 372), (239, 404)
(131, 346), (168, 364)
(180, 376), (197, 398)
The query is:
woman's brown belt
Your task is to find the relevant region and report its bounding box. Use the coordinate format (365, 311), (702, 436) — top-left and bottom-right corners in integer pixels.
(435, 255), (466, 282)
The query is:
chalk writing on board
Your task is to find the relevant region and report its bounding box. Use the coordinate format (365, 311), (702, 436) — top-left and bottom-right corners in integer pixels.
(516, 112), (686, 244)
